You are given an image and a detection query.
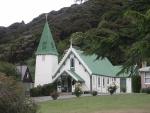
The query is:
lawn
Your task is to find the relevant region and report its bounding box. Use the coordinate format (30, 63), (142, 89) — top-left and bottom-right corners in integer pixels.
(39, 94), (150, 113)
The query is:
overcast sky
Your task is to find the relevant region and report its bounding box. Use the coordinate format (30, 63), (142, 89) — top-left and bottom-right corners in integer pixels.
(0, 0), (75, 27)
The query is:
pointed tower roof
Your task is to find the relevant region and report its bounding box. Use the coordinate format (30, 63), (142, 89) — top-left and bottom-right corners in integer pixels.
(36, 21), (58, 55)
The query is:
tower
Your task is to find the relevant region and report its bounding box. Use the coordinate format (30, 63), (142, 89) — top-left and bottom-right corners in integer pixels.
(34, 18), (58, 87)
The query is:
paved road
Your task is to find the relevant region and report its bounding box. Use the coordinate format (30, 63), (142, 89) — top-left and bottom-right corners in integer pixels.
(32, 94), (109, 103)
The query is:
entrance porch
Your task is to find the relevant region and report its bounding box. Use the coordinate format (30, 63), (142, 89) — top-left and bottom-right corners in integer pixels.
(56, 70), (84, 93)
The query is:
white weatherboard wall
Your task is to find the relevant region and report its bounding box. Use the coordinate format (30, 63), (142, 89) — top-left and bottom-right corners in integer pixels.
(34, 55), (58, 87)
(126, 78), (132, 93)
(54, 53), (91, 91)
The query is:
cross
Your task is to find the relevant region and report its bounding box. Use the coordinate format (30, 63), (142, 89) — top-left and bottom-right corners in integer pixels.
(70, 38), (73, 48)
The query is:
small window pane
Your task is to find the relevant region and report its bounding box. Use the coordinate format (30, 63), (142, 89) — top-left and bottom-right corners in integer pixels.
(145, 78), (150, 83)
(98, 77), (100, 87)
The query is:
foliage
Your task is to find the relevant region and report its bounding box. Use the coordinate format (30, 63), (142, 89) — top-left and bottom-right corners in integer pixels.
(0, 75), (38, 113)
(74, 82), (83, 97)
(141, 88), (150, 94)
(132, 75), (141, 93)
(0, 61), (19, 79)
(30, 83), (57, 97)
(108, 82), (117, 95)
(92, 91), (97, 96)
(73, 3), (150, 75)
(51, 91), (59, 100)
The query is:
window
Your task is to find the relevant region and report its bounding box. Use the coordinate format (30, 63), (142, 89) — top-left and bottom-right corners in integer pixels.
(103, 78), (105, 87)
(26, 74), (29, 79)
(70, 58), (74, 68)
(144, 72), (150, 84)
(98, 77), (100, 87)
(70, 58), (75, 70)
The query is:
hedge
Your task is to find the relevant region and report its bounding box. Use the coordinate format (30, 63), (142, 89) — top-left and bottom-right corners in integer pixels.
(132, 75), (141, 93)
(30, 83), (57, 97)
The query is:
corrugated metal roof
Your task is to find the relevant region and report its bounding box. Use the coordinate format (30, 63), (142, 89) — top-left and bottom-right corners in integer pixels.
(67, 70), (84, 82)
(75, 49), (129, 77)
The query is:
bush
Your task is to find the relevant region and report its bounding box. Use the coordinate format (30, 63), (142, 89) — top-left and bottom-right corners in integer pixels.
(121, 87), (126, 93)
(51, 91), (59, 100)
(0, 75), (38, 113)
(141, 88), (150, 94)
(74, 83), (82, 97)
(132, 75), (141, 93)
(108, 82), (117, 95)
(92, 91), (98, 96)
(30, 83), (56, 97)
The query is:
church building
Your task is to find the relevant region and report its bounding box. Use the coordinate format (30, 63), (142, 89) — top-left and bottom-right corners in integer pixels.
(34, 21), (132, 93)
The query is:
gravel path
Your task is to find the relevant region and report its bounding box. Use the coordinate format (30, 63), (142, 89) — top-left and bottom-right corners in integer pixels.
(32, 94), (109, 103)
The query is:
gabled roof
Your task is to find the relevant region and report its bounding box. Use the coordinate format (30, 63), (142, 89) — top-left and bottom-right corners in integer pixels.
(16, 65), (27, 80)
(139, 66), (150, 72)
(16, 65), (33, 83)
(36, 21), (58, 55)
(74, 49), (129, 77)
(53, 70), (84, 82)
(52, 47), (129, 80)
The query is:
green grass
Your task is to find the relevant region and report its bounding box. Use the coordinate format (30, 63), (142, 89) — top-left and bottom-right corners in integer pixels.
(39, 94), (150, 113)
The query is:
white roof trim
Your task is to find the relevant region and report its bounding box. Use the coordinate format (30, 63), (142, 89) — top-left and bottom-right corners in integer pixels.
(52, 47), (72, 78)
(72, 48), (92, 74)
(52, 47), (92, 80)
(52, 70), (78, 82)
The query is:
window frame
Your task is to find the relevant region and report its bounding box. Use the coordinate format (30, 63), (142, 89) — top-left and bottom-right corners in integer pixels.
(144, 72), (150, 84)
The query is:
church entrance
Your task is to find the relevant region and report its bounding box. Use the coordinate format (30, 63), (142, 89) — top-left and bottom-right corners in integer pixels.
(57, 73), (74, 93)
(61, 75), (72, 92)
(56, 70), (84, 93)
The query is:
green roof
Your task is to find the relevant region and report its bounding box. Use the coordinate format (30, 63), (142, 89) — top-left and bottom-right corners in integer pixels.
(68, 70), (84, 82)
(75, 49), (129, 77)
(36, 22), (58, 55)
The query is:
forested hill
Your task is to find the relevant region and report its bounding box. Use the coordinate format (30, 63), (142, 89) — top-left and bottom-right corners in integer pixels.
(0, 0), (149, 64)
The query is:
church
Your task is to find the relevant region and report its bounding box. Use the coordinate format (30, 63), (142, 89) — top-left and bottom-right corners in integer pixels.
(34, 20), (132, 94)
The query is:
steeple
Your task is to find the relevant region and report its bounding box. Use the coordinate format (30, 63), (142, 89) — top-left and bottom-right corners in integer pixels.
(36, 16), (58, 56)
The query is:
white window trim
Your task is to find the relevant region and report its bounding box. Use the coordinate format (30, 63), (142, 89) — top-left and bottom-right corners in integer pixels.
(144, 72), (150, 84)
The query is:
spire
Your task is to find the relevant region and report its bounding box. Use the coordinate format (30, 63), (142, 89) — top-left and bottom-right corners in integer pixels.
(36, 17), (58, 55)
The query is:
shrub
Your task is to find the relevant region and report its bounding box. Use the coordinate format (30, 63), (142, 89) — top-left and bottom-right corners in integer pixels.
(30, 83), (56, 97)
(121, 87), (126, 93)
(92, 91), (98, 96)
(108, 82), (117, 95)
(74, 83), (82, 97)
(132, 75), (141, 93)
(51, 91), (59, 100)
(0, 75), (38, 113)
(141, 88), (150, 94)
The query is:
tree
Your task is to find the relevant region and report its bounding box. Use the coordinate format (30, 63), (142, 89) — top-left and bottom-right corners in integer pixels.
(0, 75), (38, 113)
(0, 61), (19, 79)
(72, 6), (150, 75)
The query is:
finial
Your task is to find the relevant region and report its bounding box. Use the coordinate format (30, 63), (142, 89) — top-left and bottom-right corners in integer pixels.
(70, 38), (73, 48)
(45, 13), (48, 21)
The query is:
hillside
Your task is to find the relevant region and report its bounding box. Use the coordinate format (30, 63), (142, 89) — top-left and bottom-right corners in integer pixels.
(0, 0), (128, 63)
(0, 0), (150, 64)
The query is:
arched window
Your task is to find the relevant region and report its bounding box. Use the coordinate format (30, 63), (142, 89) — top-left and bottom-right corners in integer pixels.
(70, 58), (75, 69)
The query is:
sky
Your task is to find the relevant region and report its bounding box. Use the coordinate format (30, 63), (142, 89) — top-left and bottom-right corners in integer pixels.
(0, 0), (75, 27)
